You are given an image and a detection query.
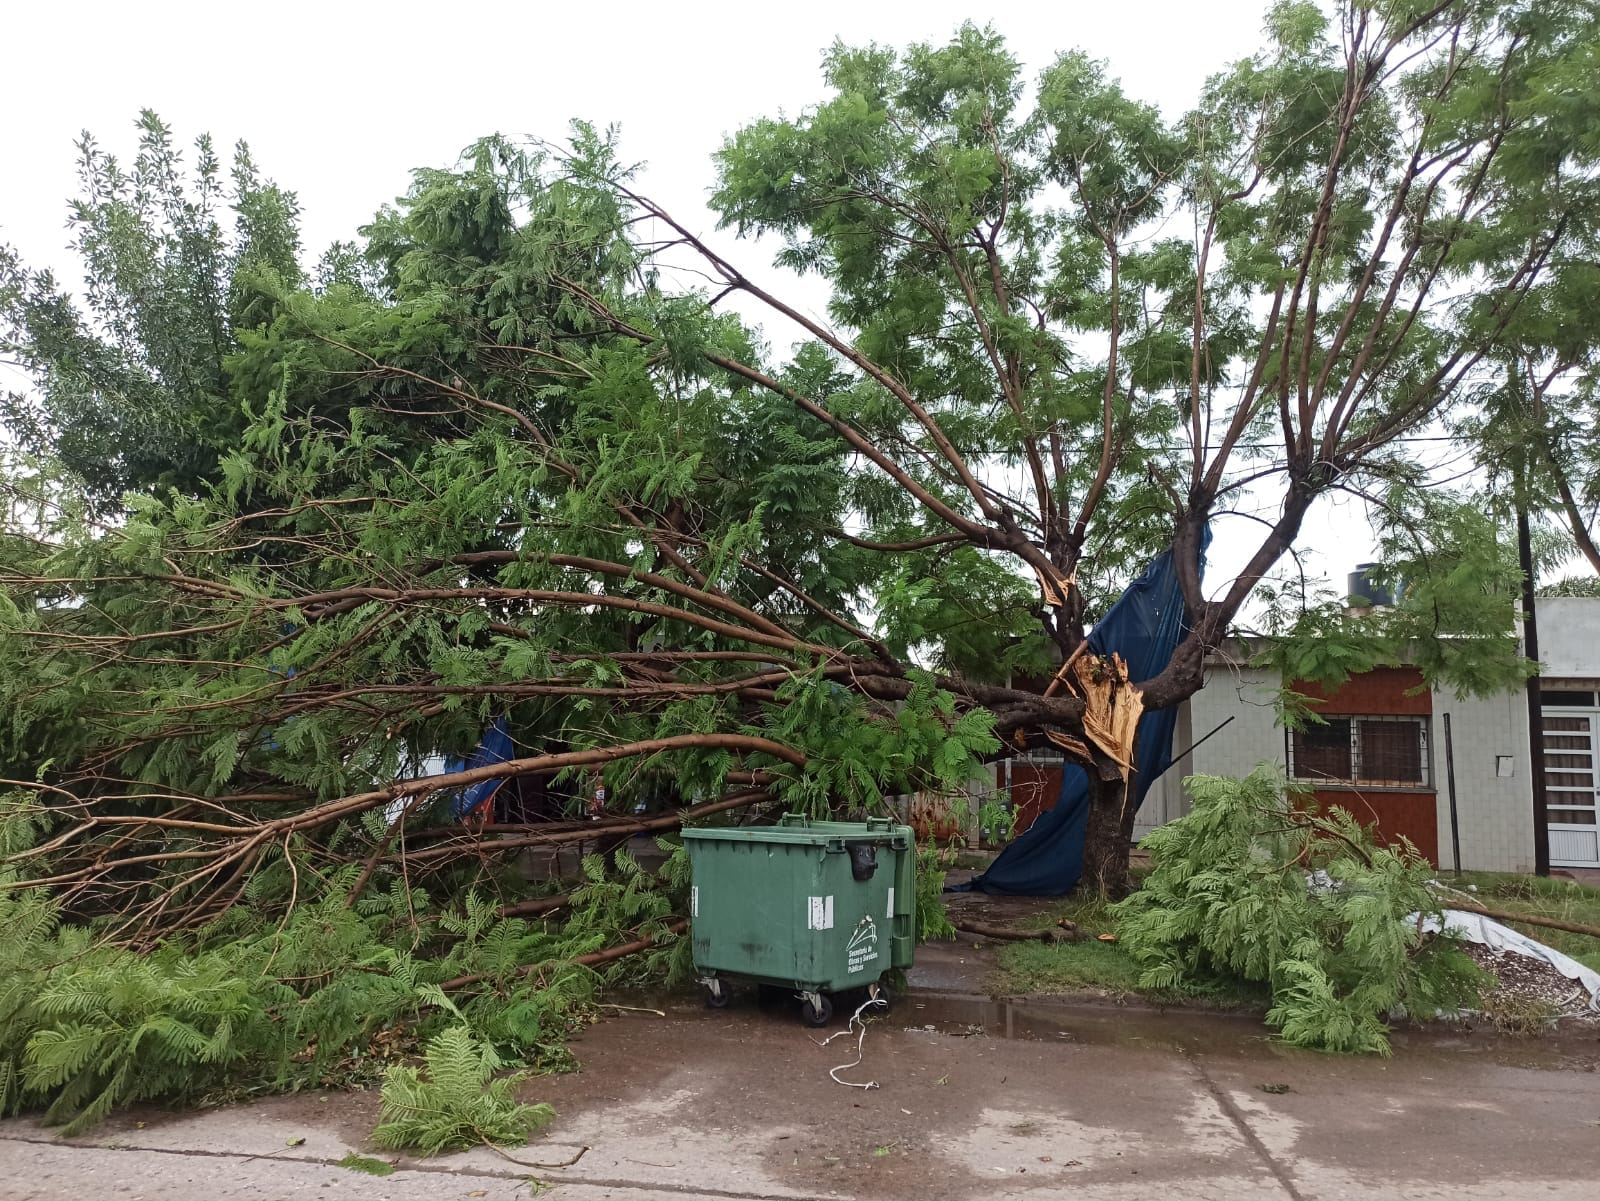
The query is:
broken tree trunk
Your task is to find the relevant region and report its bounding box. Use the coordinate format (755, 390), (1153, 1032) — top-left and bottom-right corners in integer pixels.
(1031, 650), (1146, 899)
(1071, 652), (1144, 900)
(1081, 769), (1136, 899)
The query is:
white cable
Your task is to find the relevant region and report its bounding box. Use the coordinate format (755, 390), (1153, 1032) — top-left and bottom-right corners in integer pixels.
(810, 996), (888, 1090)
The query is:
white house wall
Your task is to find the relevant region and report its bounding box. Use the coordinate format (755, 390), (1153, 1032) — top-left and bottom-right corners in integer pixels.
(1129, 598), (1599, 872)
(1135, 670), (1538, 873)
(1134, 663), (1284, 840)
(1429, 685), (1534, 873)
(1539, 598), (1600, 678)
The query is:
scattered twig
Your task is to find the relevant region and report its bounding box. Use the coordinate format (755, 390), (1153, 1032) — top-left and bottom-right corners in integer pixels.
(480, 1140), (589, 1169)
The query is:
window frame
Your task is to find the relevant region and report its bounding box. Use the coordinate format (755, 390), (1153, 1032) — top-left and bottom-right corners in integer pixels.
(1287, 714), (1432, 790)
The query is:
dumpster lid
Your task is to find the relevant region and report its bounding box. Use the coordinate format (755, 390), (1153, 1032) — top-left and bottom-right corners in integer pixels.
(681, 815), (909, 847)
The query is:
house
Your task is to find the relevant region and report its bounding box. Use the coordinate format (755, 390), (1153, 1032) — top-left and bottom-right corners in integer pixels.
(1125, 597), (1600, 872)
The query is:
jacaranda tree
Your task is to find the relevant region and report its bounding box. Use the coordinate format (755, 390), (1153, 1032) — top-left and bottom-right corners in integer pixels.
(3, 1), (1596, 945)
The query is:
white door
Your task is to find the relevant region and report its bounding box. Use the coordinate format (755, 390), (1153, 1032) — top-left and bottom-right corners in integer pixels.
(1541, 706), (1600, 868)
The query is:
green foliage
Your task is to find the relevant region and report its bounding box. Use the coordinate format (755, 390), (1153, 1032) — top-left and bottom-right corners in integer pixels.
(1258, 491), (1533, 707)
(0, 859), (645, 1134)
(336, 1153), (397, 1177)
(976, 796), (1014, 844)
(765, 672), (999, 816)
(4, 6), (1598, 1134)
(8, 6), (1593, 948)
(0, 882), (284, 1134)
(372, 1025), (554, 1156)
(1114, 768), (1487, 1055)
(563, 843), (691, 989)
(914, 844), (957, 942)
(0, 112), (305, 503)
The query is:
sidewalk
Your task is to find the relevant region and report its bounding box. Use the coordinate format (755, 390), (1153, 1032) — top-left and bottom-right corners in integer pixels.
(4, 989), (1598, 1200)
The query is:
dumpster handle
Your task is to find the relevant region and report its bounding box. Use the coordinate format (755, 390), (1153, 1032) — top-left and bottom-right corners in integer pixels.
(864, 816), (894, 832)
(778, 813), (810, 827)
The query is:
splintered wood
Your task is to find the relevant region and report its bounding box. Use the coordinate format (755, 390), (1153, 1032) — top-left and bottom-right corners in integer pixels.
(1073, 652), (1143, 774)
(1050, 652), (1142, 776)
(1014, 650), (1144, 777)
(1031, 563), (1068, 608)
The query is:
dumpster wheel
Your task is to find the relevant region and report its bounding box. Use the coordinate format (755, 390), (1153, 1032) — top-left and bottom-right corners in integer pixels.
(702, 977), (731, 1009)
(801, 991), (834, 1027)
(867, 978), (891, 1013)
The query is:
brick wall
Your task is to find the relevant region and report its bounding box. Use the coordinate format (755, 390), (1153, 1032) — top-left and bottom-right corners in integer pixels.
(1004, 761), (1063, 835)
(1293, 666), (1431, 715)
(1290, 665), (1440, 866)
(1307, 787), (1439, 864)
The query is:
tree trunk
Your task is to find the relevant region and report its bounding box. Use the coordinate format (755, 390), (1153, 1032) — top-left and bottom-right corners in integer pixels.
(1080, 766), (1134, 899)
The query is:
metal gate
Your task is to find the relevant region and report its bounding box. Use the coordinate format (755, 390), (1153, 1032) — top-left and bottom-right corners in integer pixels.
(1542, 699), (1600, 868)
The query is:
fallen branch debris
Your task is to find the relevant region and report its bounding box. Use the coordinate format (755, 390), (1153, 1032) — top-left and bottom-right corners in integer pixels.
(1447, 904), (1600, 943)
(954, 919), (1082, 943)
(439, 919), (688, 993)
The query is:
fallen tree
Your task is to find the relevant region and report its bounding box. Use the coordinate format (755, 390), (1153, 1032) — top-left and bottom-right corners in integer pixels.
(0, 837), (689, 1134)
(6, 2), (1587, 920)
(1, 0), (1598, 1136)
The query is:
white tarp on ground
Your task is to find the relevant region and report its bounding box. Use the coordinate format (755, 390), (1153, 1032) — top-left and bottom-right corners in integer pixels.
(1419, 908), (1600, 1013)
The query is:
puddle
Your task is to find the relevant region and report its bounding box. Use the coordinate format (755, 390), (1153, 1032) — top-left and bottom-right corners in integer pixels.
(617, 986), (1600, 1071)
(892, 993), (1267, 1050)
(890, 992), (1600, 1070)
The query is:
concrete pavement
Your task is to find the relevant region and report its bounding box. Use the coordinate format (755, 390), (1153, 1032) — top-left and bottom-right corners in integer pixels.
(3, 988), (1598, 1201)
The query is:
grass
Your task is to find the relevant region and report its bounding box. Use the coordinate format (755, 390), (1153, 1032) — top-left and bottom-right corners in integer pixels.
(989, 891), (1266, 1009)
(1442, 871), (1600, 973)
(1478, 990), (1560, 1037)
(949, 849), (998, 872)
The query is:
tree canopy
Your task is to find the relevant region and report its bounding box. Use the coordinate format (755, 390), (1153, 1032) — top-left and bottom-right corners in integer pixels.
(0, 111), (306, 503)
(4, 0), (1599, 920)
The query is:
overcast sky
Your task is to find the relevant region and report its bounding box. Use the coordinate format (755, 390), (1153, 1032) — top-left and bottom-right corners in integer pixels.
(1, 0), (1409, 608)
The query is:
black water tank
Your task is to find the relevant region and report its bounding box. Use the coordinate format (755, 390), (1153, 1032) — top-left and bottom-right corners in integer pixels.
(1347, 562), (1393, 607)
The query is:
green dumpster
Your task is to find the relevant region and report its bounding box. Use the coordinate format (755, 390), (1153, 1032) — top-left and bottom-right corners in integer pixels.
(682, 814), (916, 1026)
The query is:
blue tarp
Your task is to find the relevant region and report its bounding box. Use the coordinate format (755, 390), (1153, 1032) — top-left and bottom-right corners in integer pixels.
(961, 533), (1207, 896)
(447, 716), (517, 819)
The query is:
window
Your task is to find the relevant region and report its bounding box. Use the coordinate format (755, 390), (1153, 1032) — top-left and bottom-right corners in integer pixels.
(1543, 690), (1598, 707)
(1288, 715), (1430, 788)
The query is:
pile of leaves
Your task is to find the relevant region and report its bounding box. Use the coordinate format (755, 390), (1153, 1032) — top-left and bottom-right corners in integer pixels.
(1114, 768), (1487, 1054)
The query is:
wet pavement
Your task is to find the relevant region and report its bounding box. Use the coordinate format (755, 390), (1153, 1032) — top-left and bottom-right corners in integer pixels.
(3, 985), (1599, 1201)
